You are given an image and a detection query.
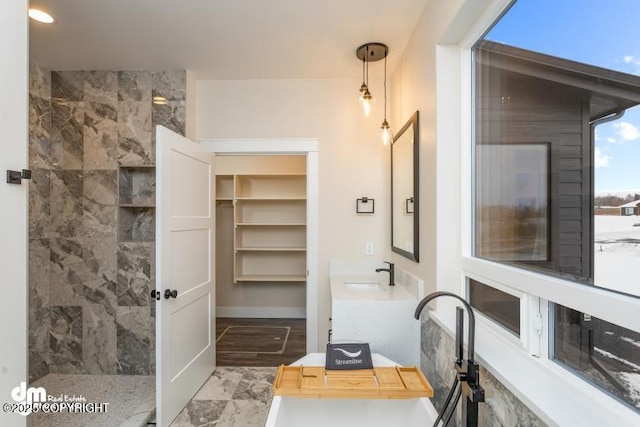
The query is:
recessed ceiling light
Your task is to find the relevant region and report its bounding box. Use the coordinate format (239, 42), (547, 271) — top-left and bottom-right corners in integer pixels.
(28, 8), (55, 24)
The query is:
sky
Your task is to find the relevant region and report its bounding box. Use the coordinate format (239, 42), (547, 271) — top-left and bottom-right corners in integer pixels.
(485, 0), (640, 196)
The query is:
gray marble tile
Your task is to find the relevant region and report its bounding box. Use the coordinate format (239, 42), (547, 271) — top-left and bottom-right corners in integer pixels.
(29, 94), (52, 170)
(83, 235), (118, 297)
(217, 399), (271, 427)
(170, 367), (276, 427)
(116, 307), (151, 374)
(193, 368), (245, 400)
(118, 167), (156, 205)
(118, 207), (156, 242)
(49, 169), (83, 238)
(29, 169), (51, 239)
(51, 71), (85, 103)
(82, 302), (117, 374)
(83, 170), (117, 236)
(118, 101), (153, 165)
(231, 368), (277, 403)
(84, 102), (118, 170)
(30, 61), (51, 99)
(170, 400), (228, 427)
(117, 242), (152, 306)
(152, 100), (186, 142)
(84, 70), (118, 107)
(119, 70), (152, 102)
(48, 238), (86, 306)
(29, 238), (50, 309)
(152, 70), (186, 101)
(49, 306), (84, 373)
(29, 374), (154, 427)
(51, 101), (84, 170)
(478, 366), (546, 427)
(29, 306), (51, 382)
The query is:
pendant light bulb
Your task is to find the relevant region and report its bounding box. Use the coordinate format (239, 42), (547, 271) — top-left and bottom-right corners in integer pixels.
(360, 88), (373, 118)
(381, 119), (392, 145)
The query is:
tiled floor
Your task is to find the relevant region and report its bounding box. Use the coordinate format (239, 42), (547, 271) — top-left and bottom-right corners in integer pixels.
(167, 367), (277, 427)
(28, 374), (155, 427)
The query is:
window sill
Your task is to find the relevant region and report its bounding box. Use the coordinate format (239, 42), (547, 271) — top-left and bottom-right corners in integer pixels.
(429, 309), (639, 426)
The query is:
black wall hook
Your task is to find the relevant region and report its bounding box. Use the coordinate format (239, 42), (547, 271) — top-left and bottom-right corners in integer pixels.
(7, 169), (32, 184)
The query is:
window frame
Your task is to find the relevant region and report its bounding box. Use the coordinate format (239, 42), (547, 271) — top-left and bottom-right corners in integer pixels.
(436, 0), (640, 423)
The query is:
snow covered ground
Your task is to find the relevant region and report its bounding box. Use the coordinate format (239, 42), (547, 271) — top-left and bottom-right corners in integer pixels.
(594, 215), (640, 297)
(593, 215), (640, 410)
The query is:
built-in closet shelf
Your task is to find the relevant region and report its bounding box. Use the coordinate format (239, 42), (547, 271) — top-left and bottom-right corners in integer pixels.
(236, 223), (306, 227)
(236, 197), (307, 202)
(235, 275), (307, 282)
(216, 173), (307, 283)
(235, 248), (307, 252)
(118, 165), (156, 242)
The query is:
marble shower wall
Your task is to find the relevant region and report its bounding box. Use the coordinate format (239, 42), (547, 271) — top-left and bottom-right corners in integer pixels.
(28, 62), (186, 382)
(419, 316), (547, 427)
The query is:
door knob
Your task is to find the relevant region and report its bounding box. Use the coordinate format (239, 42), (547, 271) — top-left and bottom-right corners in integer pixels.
(164, 289), (178, 299)
(150, 290), (161, 300)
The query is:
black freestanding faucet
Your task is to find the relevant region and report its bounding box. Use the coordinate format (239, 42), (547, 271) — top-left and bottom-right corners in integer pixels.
(375, 261), (395, 286)
(414, 292), (484, 427)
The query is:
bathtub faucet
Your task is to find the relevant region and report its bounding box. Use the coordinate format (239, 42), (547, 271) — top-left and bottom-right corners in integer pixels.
(414, 292), (485, 427)
(375, 261), (395, 286)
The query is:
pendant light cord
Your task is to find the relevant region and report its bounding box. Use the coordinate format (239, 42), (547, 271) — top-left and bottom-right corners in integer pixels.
(384, 47), (387, 120)
(366, 45), (370, 88)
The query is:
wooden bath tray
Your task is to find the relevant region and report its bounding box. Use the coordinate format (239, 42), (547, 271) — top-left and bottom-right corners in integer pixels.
(273, 365), (434, 399)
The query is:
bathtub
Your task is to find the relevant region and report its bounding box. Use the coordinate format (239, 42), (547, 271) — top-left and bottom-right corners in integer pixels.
(265, 353), (439, 427)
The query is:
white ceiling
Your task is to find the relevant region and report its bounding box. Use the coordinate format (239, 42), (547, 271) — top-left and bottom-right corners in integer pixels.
(29, 0), (428, 80)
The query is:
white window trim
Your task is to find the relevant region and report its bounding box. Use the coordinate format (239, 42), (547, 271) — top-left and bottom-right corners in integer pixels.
(431, 0), (640, 424)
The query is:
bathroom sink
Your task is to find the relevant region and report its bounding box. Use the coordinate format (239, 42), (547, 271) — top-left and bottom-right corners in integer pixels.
(344, 282), (382, 292)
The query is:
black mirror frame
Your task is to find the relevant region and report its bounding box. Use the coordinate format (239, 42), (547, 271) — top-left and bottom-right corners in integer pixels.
(391, 110), (419, 262)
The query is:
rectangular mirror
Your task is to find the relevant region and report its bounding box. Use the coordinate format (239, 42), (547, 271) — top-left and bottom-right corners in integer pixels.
(391, 111), (419, 261)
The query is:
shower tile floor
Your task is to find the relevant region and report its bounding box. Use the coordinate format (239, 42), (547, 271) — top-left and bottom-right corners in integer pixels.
(27, 374), (155, 427)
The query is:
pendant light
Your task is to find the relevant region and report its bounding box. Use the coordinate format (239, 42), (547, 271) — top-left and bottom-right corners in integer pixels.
(356, 43), (390, 143)
(358, 46), (373, 117)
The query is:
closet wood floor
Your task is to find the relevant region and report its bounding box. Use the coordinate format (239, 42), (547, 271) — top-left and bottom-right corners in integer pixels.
(215, 318), (306, 367)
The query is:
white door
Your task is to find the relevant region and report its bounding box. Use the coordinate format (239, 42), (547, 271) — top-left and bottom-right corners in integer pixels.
(156, 126), (216, 427)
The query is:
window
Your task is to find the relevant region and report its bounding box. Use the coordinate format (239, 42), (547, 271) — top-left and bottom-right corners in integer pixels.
(469, 279), (520, 336)
(470, 0), (640, 412)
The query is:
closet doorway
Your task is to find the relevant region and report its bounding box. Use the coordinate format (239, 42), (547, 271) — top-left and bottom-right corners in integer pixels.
(202, 139), (319, 365)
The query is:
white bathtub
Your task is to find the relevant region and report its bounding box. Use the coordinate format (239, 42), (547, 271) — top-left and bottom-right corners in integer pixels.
(265, 353), (439, 427)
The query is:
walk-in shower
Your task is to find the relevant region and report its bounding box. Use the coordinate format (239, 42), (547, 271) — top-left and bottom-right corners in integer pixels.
(27, 64), (186, 426)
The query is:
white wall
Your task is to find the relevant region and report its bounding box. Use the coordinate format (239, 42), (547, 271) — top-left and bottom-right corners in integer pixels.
(196, 78), (390, 347)
(389, 0), (468, 300)
(0, 1), (29, 426)
(390, 0), (503, 304)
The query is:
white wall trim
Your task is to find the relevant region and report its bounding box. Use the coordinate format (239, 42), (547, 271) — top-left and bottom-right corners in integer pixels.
(216, 307), (306, 319)
(200, 137), (320, 353)
(200, 138), (319, 153)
